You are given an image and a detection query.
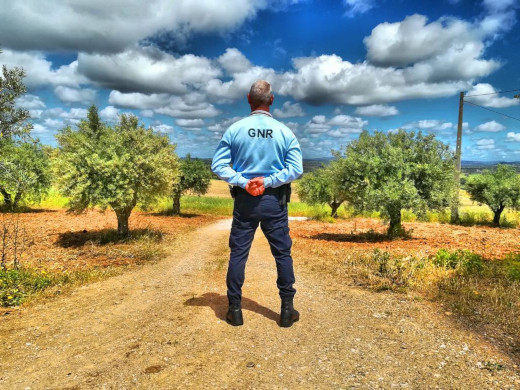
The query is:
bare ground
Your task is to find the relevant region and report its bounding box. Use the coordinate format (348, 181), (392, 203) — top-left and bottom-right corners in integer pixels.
(0, 219), (519, 389)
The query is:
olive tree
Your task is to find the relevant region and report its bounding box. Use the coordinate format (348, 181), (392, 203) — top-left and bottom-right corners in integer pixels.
(0, 139), (51, 210)
(54, 110), (178, 236)
(297, 161), (345, 218)
(171, 154), (211, 215)
(465, 164), (520, 226)
(0, 49), (50, 209)
(0, 49), (31, 140)
(336, 130), (454, 236)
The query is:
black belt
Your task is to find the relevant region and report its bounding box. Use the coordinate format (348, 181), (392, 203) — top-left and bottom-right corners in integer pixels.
(231, 184), (292, 205)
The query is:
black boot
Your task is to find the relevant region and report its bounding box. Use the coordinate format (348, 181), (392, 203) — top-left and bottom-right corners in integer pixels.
(226, 303), (243, 326)
(280, 298), (299, 328)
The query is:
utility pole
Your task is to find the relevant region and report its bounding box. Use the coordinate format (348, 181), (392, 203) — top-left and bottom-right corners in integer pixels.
(451, 91), (464, 223)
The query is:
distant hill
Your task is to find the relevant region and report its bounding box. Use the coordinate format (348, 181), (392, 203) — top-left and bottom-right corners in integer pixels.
(190, 157), (520, 174)
(461, 161), (520, 174)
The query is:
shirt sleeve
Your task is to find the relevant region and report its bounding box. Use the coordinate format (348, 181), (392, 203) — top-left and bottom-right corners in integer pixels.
(263, 133), (304, 188)
(211, 130), (249, 189)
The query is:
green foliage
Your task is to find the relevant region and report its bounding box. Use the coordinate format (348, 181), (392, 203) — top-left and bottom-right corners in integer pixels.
(0, 49), (31, 140)
(0, 268), (52, 306)
(297, 160), (345, 217)
(86, 105), (102, 136)
(176, 154), (211, 195)
(171, 154), (212, 215)
(0, 266), (120, 307)
(335, 130), (454, 235)
(503, 253), (520, 282)
(433, 249), (485, 274)
(0, 50), (50, 209)
(0, 138), (51, 209)
(54, 110), (178, 235)
(465, 165), (520, 226)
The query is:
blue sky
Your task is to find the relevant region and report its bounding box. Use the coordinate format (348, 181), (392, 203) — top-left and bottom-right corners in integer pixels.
(1, 0), (519, 160)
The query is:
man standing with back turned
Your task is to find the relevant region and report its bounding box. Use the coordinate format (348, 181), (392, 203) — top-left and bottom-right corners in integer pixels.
(211, 80), (304, 328)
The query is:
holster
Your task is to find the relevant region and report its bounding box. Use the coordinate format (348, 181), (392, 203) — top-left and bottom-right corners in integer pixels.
(229, 185), (238, 199)
(278, 183), (291, 206)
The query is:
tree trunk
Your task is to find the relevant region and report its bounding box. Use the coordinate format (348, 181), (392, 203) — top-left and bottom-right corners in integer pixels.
(172, 191), (181, 215)
(329, 200), (342, 218)
(388, 209), (403, 237)
(0, 187), (13, 209)
(13, 189), (22, 208)
(493, 206), (504, 227)
(115, 207), (132, 236)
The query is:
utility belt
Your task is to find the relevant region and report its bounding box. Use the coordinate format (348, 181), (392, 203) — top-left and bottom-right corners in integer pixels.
(230, 183), (292, 206)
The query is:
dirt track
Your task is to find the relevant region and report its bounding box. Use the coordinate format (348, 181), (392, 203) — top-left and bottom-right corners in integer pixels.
(0, 219), (519, 389)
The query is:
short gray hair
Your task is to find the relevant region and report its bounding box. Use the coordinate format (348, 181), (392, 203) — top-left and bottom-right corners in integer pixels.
(249, 80), (273, 106)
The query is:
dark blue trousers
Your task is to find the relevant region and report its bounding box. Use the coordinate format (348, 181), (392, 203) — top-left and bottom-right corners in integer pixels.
(227, 189), (296, 306)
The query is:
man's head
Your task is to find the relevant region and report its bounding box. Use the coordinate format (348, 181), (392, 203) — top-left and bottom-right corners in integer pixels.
(248, 80), (274, 110)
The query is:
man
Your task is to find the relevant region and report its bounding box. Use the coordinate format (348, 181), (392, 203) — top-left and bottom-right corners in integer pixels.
(211, 80), (304, 328)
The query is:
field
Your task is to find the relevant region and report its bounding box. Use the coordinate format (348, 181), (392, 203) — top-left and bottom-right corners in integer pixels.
(1, 180), (520, 385)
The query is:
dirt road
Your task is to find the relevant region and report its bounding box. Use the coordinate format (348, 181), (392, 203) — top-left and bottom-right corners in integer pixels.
(0, 219), (519, 389)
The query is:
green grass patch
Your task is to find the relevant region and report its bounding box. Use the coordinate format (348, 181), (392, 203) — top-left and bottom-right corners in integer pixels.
(0, 267), (116, 307)
(38, 187), (69, 209)
(20, 187), (520, 228)
(152, 195), (234, 216)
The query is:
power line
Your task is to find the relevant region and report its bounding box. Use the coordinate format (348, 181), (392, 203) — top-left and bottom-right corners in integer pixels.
(463, 99), (520, 122)
(464, 88), (520, 97)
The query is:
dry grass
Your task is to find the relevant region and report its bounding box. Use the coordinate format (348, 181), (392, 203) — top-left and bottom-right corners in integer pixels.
(291, 218), (520, 362)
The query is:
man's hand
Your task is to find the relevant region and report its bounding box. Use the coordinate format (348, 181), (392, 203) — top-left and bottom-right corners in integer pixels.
(245, 177), (265, 196)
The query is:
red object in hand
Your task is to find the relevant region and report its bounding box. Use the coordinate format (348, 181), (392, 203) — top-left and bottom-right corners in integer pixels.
(246, 177), (265, 196)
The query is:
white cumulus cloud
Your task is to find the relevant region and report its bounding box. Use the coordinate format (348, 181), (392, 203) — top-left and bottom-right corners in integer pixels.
(218, 48), (252, 75)
(474, 120), (506, 132)
(0, 49), (86, 88)
(465, 84), (520, 108)
(108, 91), (220, 119)
(475, 138), (495, 149)
(99, 106), (120, 122)
(354, 104), (398, 117)
(402, 120), (455, 131)
(78, 46), (221, 94)
(152, 123), (174, 134)
(54, 86), (97, 104)
(175, 118), (205, 129)
(506, 132), (520, 142)
(343, 0), (375, 17)
(303, 114), (367, 138)
(0, 0), (281, 53)
(273, 101), (305, 118)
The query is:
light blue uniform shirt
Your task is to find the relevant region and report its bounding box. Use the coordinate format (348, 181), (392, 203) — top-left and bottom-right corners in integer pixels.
(211, 110), (304, 189)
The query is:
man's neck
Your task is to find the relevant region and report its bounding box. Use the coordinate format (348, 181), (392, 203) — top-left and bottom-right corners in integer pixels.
(250, 105), (270, 113)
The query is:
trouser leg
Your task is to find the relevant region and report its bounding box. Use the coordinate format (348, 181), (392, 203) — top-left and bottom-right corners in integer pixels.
(227, 213), (259, 306)
(261, 211), (296, 300)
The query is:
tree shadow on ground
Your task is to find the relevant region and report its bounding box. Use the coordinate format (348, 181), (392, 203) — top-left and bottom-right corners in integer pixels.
(56, 228), (164, 248)
(148, 210), (200, 218)
(0, 206), (58, 214)
(184, 292), (279, 324)
(310, 231), (415, 243)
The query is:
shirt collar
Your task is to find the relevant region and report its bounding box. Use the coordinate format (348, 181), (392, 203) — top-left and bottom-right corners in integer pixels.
(250, 110), (272, 117)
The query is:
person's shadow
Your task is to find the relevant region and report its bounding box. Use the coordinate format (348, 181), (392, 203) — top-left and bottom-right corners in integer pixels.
(184, 292), (279, 324)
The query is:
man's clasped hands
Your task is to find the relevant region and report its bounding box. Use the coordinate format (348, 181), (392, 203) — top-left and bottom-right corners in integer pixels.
(245, 177), (265, 196)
